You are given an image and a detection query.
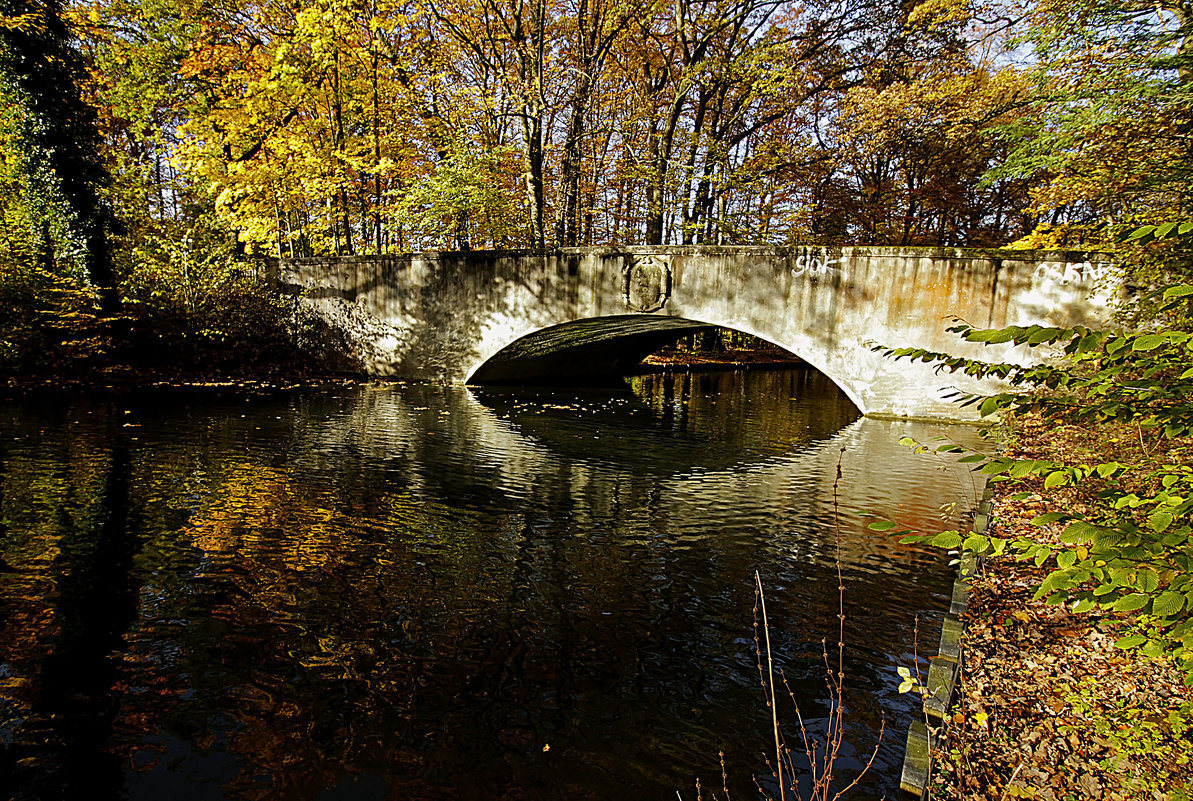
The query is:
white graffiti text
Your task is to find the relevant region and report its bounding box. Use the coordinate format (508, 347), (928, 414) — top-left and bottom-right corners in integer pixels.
(791, 254), (841, 278)
(1034, 260), (1114, 286)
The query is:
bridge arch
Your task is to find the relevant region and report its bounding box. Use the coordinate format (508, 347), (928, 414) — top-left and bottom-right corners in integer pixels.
(466, 314), (866, 412)
(272, 246), (1114, 421)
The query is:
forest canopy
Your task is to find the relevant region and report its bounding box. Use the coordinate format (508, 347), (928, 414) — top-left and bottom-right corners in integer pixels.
(45, 0), (1077, 258)
(3, 0), (1189, 262)
(0, 0), (1189, 378)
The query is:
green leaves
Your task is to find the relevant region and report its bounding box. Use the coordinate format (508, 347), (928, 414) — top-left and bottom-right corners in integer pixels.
(1152, 591), (1187, 617)
(1043, 470), (1068, 489)
(1132, 334), (1166, 351)
(978, 396), (1001, 418)
(1126, 221), (1193, 242)
(897, 524), (1008, 558)
(1150, 511), (1175, 533)
(896, 666), (922, 695)
(0, 0), (117, 300)
(881, 308), (1193, 440)
(1113, 593), (1150, 612)
(880, 285), (1193, 679)
(930, 531), (963, 549)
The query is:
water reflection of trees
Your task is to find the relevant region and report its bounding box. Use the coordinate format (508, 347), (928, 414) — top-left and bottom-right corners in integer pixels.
(0, 409), (139, 799)
(0, 383), (982, 799)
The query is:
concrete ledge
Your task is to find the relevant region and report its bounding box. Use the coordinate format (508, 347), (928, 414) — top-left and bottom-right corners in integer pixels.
(900, 483), (993, 799)
(949, 579), (971, 616)
(900, 720), (933, 796)
(265, 244), (1113, 261)
(925, 656), (958, 721)
(939, 617), (963, 661)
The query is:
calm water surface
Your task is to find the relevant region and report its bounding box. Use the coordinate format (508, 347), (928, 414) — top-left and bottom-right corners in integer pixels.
(0, 370), (982, 800)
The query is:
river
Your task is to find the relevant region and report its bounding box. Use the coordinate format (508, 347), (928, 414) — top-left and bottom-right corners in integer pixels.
(0, 369), (982, 800)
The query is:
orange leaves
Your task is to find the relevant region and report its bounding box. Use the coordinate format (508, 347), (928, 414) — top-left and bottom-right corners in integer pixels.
(65, 0), (1058, 250)
(837, 59), (1025, 158)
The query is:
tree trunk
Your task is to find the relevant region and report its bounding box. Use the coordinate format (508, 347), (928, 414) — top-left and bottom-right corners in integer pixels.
(645, 87), (689, 245)
(521, 109), (546, 248)
(556, 76), (591, 246)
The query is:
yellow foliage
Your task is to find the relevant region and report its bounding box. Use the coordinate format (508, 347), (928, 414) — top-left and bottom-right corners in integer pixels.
(905, 0), (975, 31)
(0, 12), (45, 34)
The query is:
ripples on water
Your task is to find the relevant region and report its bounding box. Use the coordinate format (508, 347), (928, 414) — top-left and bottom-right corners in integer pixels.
(0, 369), (983, 800)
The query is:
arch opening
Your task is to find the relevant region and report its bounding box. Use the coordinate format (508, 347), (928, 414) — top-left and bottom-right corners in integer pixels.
(636, 327), (803, 373)
(467, 315), (716, 385)
(466, 315), (859, 414)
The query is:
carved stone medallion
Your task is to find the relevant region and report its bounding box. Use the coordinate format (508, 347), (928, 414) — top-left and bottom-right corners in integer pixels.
(623, 254), (671, 312)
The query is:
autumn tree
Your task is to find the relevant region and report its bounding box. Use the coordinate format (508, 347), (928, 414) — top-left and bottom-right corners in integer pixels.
(64, 0), (1062, 257)
(832, 4), (1033, 246)
(0, 0), (118, 311)
(989, 0), (1193, 245)
(553, 0), (639, 245)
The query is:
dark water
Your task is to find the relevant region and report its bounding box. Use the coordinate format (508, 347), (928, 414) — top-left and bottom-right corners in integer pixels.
(0, 370), (982, 800)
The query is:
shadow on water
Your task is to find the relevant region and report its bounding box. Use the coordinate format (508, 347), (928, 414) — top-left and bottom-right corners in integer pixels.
(0, 373), (983, 801)
(0, 419), (143, 799)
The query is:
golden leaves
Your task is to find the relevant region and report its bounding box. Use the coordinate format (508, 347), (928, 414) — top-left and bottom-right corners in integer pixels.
(0, 11), (46, 35)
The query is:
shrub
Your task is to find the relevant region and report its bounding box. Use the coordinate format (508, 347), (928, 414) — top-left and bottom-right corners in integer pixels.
(874, 284), (1193, 679)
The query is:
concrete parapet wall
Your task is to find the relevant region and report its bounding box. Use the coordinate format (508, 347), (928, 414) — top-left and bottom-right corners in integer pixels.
(271, 245), (1114, 421)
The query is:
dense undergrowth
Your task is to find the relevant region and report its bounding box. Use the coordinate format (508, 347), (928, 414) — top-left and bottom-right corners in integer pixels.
(0, 258), (345, 386)
(874, 270), (1193, 799)
(883, 283), (1193, 675)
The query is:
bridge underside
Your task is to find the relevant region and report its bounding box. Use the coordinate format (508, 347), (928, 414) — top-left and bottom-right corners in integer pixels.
(468, 315), (716, 385)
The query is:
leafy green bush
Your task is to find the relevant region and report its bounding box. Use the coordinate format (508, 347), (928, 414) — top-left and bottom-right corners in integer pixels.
(0, 235), (334, 381)
(1059, 676), (1191, 799)
(874, 284), (1193, 678)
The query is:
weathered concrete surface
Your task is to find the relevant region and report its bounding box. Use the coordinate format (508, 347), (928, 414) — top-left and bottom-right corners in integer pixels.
(272, 246), (1114, 420)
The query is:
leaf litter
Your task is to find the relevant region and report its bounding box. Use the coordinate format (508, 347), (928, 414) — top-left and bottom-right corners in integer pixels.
(931, 416), (1193, 801)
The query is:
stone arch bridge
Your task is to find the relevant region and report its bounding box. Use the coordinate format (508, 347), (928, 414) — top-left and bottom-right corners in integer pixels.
(270, 246), (1113, 421)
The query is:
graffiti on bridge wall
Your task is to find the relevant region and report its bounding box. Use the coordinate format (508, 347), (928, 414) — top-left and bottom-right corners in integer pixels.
(790, 252), (842, 279)
(1034, 260), (1115, 287)
(787, 253), (1114, 287)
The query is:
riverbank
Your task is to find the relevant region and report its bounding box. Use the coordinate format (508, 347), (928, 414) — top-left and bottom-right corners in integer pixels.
(639, 346), (803, 371)
(930, 415), (1193, 800)
(2, 343), (805, 397)
(0, 367), (350, 400)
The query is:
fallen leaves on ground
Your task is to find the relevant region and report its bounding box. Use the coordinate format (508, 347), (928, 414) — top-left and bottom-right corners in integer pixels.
(930, 416), (1193, 801)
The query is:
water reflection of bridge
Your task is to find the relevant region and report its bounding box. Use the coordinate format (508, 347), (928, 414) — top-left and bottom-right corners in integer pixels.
(0, 376), (984, 800)
(306, 374), (983, 552)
